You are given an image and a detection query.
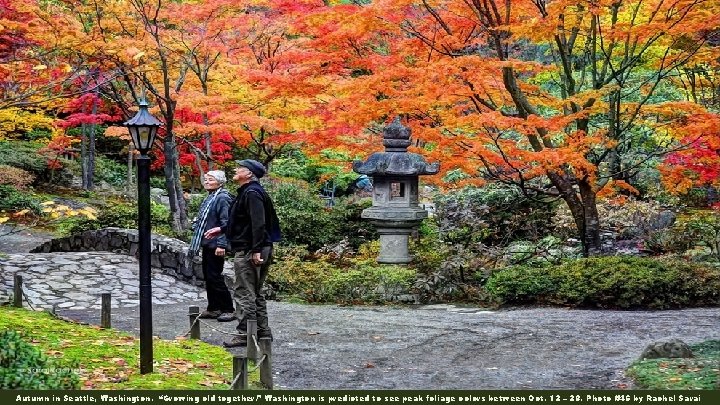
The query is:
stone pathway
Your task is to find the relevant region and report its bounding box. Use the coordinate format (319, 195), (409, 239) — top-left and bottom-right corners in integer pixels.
(1, 249), (718, 389)
(0, 252), (204, 310)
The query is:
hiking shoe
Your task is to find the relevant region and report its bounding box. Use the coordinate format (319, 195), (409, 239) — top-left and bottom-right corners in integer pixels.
(217, 312), (236, 322)
(223, 335), (247, 348)
(198, 310), (221, 319)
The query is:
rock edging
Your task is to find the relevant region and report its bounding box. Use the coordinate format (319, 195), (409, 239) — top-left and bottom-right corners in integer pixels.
(29, 227), (232, 286)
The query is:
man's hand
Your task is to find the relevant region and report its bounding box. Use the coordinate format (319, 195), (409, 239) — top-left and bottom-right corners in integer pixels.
(251, 252), (264, 265)
(215, 247), (225, 257)
(204, 227), (222, 239)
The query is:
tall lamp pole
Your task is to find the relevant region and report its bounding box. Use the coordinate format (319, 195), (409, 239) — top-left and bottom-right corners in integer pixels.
(124, 99), (162, 374)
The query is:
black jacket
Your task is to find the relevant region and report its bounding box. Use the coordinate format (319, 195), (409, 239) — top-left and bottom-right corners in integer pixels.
(225, 182), (281, 253)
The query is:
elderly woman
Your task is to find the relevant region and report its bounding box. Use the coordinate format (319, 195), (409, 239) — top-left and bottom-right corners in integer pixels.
(189, 170), (235, 321)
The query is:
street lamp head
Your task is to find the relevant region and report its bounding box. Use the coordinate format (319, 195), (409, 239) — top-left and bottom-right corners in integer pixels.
(124, 99), (162, 155)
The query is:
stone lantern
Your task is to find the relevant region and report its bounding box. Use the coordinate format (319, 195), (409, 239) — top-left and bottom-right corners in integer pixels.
(353, 118), (440, 263)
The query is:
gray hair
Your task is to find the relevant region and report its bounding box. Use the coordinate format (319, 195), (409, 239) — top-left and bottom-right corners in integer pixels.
(205, 170), (227, 185)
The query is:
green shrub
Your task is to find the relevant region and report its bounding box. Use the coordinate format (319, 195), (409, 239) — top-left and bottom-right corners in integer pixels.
(553, 198), (678, 242)
(0, 141), (73, 185)
(685, 209), (720, 260)
(486, 256), (720, 309)
(409, 221), (502, 304)
(0, 330), (79, 389)
(332, 197), (377, 249)
(0, 185), (42, 214)
(263, 178), (338, 250)
(434, 184), (557, 246)
(0, 141), (48, 177)
(149, 176), (166, 190)
(94, 156), (128, 187)
(503, 236), (582, 266)
(55, 200), (174, 237)
(268, 245), (415, 304)
(263, 178), (375, 251)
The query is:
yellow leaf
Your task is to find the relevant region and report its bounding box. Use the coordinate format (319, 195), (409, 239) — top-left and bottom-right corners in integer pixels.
(32, 64), (47, 71)
(41, 201), (55, 206)
(133, 51), (146, 60)
(0, 217), (9, 224)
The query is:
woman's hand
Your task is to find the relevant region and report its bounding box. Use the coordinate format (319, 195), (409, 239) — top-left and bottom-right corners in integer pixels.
(204, 227), (221, 239)
(215, 247), (225, 257)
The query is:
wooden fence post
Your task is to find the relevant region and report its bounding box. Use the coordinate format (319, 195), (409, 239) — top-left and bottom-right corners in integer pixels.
(13, 275), (22, 308)
(259, 338), (273, 389)
(188, 306), (200, 339)
(231, 355), (248, 390)
(246, 319), (258, 360)
(100, 293), (111, 328)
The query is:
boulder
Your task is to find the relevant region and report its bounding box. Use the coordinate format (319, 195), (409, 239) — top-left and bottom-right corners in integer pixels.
(640, 338), (693, 359)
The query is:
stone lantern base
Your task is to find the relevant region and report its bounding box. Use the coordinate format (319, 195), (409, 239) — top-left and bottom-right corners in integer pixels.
(363, 209), (425, 264)
(376, 227), (415, 264)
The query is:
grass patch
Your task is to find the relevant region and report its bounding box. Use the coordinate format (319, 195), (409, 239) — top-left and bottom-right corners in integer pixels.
(0, 306), (261, 389)
(626, 340), (720, 389)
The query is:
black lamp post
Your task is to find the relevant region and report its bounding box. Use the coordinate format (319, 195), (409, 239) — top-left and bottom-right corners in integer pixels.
(124, 99), (162, 374)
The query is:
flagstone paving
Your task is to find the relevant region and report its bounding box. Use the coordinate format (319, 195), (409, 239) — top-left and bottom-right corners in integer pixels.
(0, 252), (204, 310)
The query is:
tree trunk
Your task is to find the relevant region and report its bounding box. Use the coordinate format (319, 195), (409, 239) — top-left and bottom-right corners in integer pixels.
(127, 143), (134, 195)
(162, 129), (188, 233)
(546, 171), (603, 257)
(203, 112), (213, 171)
(86, 95), (98, 190)
(560, 189), (602, 257)
(81, 122), (88, 189)
(579, 181), (602, 256)
(194, 150), (205, 191)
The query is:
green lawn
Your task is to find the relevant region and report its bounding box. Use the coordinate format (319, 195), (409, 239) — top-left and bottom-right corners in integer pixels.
(0, 305), (261, 389)
(626, 340), (720, 389)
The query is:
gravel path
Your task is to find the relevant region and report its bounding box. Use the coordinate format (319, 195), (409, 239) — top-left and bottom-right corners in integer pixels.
(58, 302), (720, 390)
(0, 225), (53, 254)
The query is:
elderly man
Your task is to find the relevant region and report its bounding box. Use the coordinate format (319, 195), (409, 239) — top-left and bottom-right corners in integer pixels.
(218, 159), (281, 348)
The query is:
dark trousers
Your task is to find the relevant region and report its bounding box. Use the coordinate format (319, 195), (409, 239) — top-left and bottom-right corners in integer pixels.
(201, 246), (234, 312)
(232, 245), (273, 334)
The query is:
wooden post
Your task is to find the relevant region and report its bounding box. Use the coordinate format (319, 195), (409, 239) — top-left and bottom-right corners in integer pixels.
(100, 293), (111, 328)
(259, 338), (273, 389)
(188, 306), (200, 339)
(246, 319), (258, 360)
(13, 275), (22, 308)
(231, 355), (248, 390)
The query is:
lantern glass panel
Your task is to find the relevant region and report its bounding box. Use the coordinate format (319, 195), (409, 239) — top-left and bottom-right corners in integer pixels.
(138, 127), (151, 149)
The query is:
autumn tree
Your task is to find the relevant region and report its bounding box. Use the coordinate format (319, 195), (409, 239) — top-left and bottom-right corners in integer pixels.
(0, 0), (89, 109)
(58, 0), (243, 231)
(57, 86), (120, 190)
(293, 0), (720, 255)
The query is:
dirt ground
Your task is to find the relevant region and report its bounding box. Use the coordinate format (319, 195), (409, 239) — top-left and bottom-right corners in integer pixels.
(59, 301), (720, 389)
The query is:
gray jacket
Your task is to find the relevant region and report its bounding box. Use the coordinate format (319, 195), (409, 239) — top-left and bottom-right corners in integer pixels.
(199, 188), (233, 249)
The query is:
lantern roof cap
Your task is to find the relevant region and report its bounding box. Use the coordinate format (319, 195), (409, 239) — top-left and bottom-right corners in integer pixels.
(352, 117), (439, 176)
(123, 99), (163, 127)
